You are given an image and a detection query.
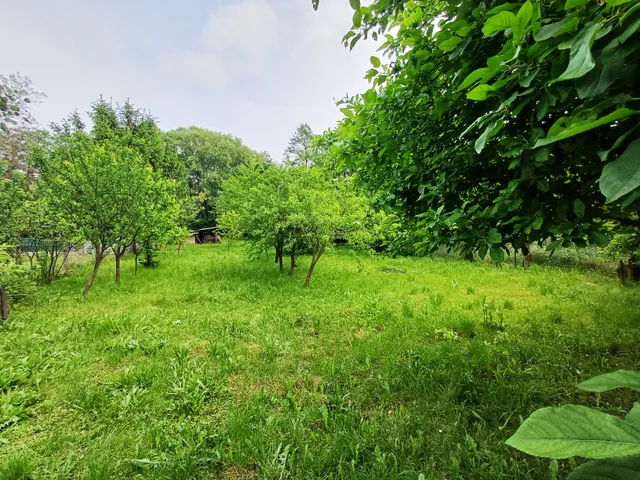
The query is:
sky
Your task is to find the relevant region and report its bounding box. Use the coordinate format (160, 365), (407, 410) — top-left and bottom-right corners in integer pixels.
(1, 0), (379, 160)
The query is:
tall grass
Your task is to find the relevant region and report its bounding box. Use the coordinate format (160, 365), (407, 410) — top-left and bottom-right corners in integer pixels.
(1, 245), (639, 479)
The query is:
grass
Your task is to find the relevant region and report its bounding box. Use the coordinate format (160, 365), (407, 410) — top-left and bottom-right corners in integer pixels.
(1, 244), (640, 479)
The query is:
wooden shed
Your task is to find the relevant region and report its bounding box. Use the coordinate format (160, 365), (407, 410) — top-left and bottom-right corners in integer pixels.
(190, 227), (222, 244)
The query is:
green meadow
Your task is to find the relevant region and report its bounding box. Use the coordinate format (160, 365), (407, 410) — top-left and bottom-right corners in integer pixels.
(1, 245), (639, 479)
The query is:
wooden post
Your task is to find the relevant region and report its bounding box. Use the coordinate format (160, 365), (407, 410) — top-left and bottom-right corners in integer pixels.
(1, 286), (9, 321)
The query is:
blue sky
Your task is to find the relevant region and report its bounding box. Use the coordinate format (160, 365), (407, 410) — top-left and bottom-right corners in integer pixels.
(1, 0), (378, 159)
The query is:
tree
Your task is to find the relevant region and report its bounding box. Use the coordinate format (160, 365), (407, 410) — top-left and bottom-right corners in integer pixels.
(283, 123), (317, 168)
(217, 210), (241, 251)
(331, 0), (640, 261)
(219, 165), (369, 285)
(166, 126), (266, 228)
(34, 132), (157, 297)
(16, 196), (78, 283)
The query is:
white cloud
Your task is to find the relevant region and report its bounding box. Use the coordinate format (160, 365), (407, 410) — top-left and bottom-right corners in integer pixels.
(162, 0), (279, 89)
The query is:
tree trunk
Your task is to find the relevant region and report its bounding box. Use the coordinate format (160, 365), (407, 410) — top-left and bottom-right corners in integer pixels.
(279, 247), (284, 272)
(0, 286), (9, 321)
(288, 245), (296, 275)
(83, 247), (104, 299)
(135, 253), (140, 275)
(115, 254), (122, 285)
(177, 242), (183, 256)
(304, 247), (326, 286)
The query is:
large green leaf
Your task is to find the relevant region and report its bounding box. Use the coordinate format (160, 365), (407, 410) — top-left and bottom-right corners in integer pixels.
(475, 120), (504, 153)
(487, 228), (502, 243)
(600, 139), (640, 204)
(626, 404), (640, 430)
(578, 369), (640, 392)
(535, 108), (636, 147)
(459, 68), (492, 90)
(554, 23), (601, 82)
(349, 0), (360, 10)
(438, 36), (463, 51)
(577, 62), (620, 99)
(506, 405), (640, 459)
(534, 17), (575, 41)
(568, 456), (640, 479)
(467, 84), (497, 100)
(482, 11), (516, 35)
(512, 1), (533, 43)
(490, 246), (504, 262)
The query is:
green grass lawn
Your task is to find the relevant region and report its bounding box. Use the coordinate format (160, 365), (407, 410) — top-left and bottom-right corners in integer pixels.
(1, 245), (639, 479)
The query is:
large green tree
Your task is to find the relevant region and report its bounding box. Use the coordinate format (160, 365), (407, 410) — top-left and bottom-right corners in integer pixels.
(166, 126), (266, 228)
(328, 0), (640, 261)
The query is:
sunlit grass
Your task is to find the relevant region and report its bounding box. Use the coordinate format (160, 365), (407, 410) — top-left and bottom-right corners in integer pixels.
(1, 244), (639, 479)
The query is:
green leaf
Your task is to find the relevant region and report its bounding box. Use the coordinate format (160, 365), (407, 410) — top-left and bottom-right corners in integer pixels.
(619, 17), (640, 44)
(482, 11), (516, 35)
(459, 68), (491, 90)
(475, 120), (504, 153)
(370, 56), (381, 68)
(547, 239), (562, 251)
(554, 23), (601, 82)
(349, 0), (361, 10)
(352, 10), (362, 28)
(588, 230), (610, 246)
(626, 404), (640, 430)
(600, 139), (640, 204)
(607, 0), (633, 5)
(487, 228), (502, 243)
(535, 109), (636, 147)
(479, 244), (488, 259)
(568, 456), (640, 480)
(532, 216), (543, 230)
(573, 199), (585, 219)
(577, 62), (620, 99)
(490, 246), (505, 262)
(506, 405), (640, 459)
(467, 84), (496, 101)
(340, 108), (355, 119)
(438, 36), (463, 51)
(512, 1), (533, 43)
(565, 0), (588, 10)
(534, 17), (572, 41)
(578, 370), (640, 392)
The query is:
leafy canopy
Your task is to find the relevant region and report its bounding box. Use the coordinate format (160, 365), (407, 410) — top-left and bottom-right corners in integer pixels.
(329, 0), (640, 259)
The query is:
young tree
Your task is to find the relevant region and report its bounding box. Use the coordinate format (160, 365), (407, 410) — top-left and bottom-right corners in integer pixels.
(16, 197), (78, 283)
(34, 133), (156, 297)
(332, 0), (640, 261)
(219, 165), (369, 285)
(217, 210), (241, 251)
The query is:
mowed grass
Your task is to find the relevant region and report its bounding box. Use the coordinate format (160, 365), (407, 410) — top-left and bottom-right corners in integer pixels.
(1, 245), (640, 479)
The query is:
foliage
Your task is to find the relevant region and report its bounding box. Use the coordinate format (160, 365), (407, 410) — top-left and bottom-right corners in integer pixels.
(0, 174), (30, 252)
(331, 0), (640, 260)
(1, 245), (640, 478)
(283, 123), (317, 167)
(219, 165), (369, 284)
(166, 126), (266, 228)
(507, 369), (640, 478)
(217, 210), (241, 249)
(34, 131), (160, 296)
(0, 244), (34, 305)
(16, 196), (79, 283)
